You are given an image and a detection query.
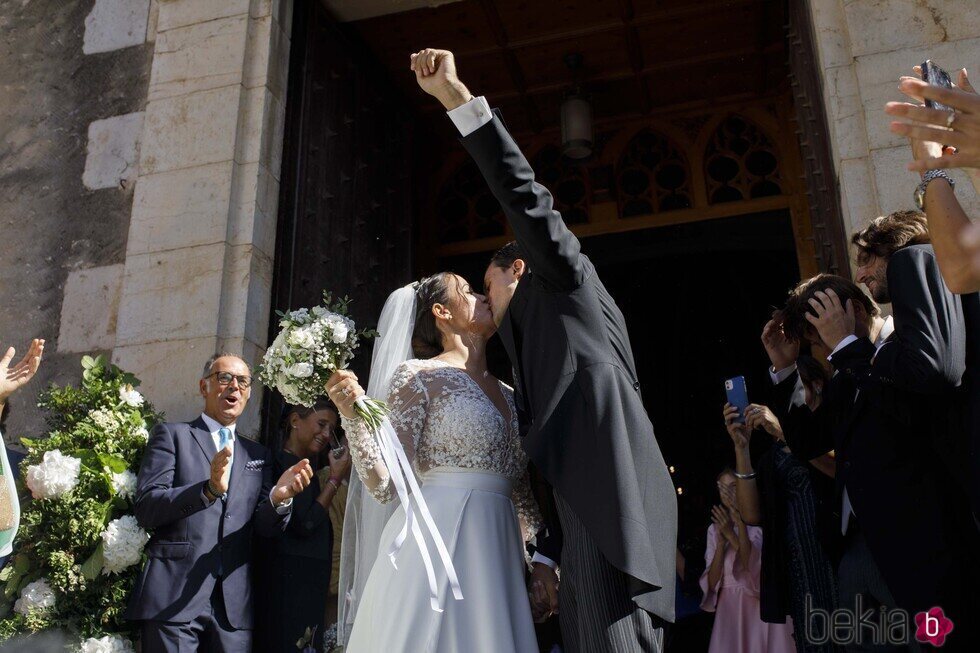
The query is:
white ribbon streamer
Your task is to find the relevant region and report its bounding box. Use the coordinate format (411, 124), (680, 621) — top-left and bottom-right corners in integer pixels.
(357, 397), (464, 612)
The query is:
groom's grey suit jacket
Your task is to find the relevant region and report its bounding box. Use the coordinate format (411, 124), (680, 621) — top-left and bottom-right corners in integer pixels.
(461, 111), (677, 621)
(125, 417), (286, 629)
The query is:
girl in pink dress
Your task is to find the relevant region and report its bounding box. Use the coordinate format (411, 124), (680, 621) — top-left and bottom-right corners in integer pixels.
(700, 469), (797, 653)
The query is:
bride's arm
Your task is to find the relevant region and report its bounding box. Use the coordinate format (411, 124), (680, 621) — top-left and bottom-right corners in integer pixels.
(335, 364), (428, 504)
(513, 471), (544, 545)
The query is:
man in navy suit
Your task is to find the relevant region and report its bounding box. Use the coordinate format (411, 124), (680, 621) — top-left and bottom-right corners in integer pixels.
(126, 353), (313, 652)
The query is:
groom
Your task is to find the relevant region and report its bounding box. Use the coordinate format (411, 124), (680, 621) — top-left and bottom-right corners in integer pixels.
(412, 49), (677, 651)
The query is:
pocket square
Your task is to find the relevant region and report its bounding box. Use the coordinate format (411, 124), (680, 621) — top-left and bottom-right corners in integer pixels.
(244, 460), (265, 471)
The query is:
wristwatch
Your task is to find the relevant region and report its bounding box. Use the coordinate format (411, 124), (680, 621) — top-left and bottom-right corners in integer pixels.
(204, 480), (226, 502)
(914, 169), (955, 210)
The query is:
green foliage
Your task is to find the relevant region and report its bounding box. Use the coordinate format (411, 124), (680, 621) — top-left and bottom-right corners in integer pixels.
(0, 355), (160, 647)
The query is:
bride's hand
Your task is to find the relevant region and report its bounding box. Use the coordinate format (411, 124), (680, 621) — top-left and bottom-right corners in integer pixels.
(529, 562), (559, 621)
(325, 370), (365, 419)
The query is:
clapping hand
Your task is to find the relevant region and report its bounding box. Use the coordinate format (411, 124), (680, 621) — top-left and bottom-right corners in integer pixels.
(209, 445), (233, 495)
(0, 339), (44, 405)
(804, 289), (855, 351)
(711, 505), (737, 547)
(272, 458), (314, 505)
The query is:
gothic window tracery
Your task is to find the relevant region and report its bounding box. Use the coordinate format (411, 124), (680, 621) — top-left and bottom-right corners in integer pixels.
(704, 115), (782, 204)
(616, 129), (692, 218)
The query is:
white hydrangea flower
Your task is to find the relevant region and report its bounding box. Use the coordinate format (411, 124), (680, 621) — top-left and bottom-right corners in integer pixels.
(89, 408), (122, 433)
(101, 515), (149, 575)
(26, 450), (82, 499)
(110, 470), (138, 500)
(132, 426), (150, 442)
(79, 635), (135, 653)
(13, 578), (56, 615)
(118, 385), (144, 408)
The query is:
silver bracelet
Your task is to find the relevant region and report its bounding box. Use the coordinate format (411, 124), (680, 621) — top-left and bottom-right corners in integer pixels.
(734, 470), (757, 480)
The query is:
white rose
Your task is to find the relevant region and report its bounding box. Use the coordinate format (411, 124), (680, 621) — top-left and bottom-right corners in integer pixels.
(118, 385), (144, 408)
(79, 635), (135, 653)
(287, 327), (315, 350)
(13, 578), (56, 615)
(101, 515), (149, 575)
(312, 306), (327, 317)
(26, 450), (82, 499)
(331, 324), (349, 343)
(287, 362), (314, 378)
(110, 470), (138, 500)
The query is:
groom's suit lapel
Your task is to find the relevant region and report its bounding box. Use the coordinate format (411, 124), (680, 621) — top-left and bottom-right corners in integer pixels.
(499, 275), (532, 425)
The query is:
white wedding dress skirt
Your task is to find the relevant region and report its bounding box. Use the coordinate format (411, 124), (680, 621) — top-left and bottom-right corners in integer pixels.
(346, 467), (539, 653)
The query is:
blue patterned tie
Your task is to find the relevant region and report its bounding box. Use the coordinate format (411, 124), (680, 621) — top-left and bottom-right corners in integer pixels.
(218, 427), (233, 451)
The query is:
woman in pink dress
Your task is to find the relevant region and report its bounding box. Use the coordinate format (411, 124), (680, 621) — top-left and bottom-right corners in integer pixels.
(700, 469), (796, 653)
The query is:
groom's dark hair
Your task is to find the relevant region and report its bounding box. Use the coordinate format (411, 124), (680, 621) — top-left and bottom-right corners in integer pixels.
(489, 241), (527, 271)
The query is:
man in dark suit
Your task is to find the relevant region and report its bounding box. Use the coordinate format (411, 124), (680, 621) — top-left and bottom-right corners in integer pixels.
(411, 49), (676, 652)
(793, 211), (977, 650)
(126, 353), (313, 652)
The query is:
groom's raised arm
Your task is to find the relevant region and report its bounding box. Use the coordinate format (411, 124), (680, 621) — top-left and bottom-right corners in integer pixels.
(411, 48), (589, 291)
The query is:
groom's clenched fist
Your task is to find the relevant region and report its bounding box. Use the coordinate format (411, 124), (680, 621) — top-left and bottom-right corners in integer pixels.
(409, 48), (473, 111)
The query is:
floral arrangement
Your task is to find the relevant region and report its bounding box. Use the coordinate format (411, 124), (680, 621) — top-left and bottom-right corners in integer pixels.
(0, 355), (160, 650)
(258, 292), (387, 428)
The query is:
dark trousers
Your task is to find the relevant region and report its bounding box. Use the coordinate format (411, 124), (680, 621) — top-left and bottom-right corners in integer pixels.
(837, 527), (918, 653)
(554, 491), (665, 653)
(140, 583), (251, 653)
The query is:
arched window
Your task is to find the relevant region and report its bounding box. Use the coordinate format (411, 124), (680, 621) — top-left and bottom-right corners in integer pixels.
(617, 129), (692, 218)
(704, 115), (782, 204)
(436, 160), (506, 243)
(533, 145), (590, 225)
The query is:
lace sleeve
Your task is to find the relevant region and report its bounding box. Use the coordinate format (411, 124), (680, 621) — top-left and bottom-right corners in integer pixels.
(512, 471), (543, 544)
(340, 362), (428, 505)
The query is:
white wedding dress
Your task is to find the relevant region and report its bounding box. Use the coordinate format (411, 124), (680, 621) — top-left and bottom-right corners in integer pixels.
(341, 359), (542, 653)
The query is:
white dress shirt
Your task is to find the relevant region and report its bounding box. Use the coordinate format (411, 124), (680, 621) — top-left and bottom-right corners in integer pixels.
(199, 413), (291, 512)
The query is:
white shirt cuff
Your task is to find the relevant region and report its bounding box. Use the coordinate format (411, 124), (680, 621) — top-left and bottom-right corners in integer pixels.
(531, 552), (557, 570)
(828, 335), (859, 360)
(271, 489), (293, 514)
(769, 363), (797, 385)
(447, 96), (492, 137)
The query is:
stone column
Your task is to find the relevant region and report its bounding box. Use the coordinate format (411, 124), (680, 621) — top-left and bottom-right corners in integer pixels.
(808, 0), (980, 239)
(113, 0), (292, 432)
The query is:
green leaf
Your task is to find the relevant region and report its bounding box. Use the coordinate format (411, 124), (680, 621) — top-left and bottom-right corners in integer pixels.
(80, 542), (105, 581)
(18, 437), (35, 449)
(98, 454), (128, 474)
(12, 555), (29, 576)
(81, 356), (97, 370)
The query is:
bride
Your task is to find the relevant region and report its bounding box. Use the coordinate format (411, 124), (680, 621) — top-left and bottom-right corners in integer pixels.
(325, 272), (543, 652)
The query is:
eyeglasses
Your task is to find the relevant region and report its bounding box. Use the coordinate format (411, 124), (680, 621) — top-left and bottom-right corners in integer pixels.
(205, 371), (253, 389)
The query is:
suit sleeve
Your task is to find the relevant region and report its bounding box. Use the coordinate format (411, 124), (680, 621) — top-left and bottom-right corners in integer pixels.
(254, 446), (289, 538)
(133, 423), (213, 530)
(871, 247), (967, 394)
(459, 111), (591, 291)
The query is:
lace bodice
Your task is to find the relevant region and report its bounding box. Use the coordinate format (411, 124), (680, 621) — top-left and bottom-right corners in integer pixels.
(342, 359), (542, 541)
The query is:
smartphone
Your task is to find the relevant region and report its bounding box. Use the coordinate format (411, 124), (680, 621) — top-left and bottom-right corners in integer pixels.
(920, 60), (954, 112)
(725, 376), (749, 425)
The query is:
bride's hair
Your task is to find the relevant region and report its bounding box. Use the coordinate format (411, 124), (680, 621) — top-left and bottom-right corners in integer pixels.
(412, 272), (462, 359)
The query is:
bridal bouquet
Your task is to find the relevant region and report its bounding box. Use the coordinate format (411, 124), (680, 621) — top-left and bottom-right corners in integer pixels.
(258, 292), (388, 428)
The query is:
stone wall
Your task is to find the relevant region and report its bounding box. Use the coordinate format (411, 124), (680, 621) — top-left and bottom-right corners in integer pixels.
(111, 0), (292, 433)
(0, 0), (292, 441)
(0, 0), (154, 440)
(810, 0), (980, 241)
